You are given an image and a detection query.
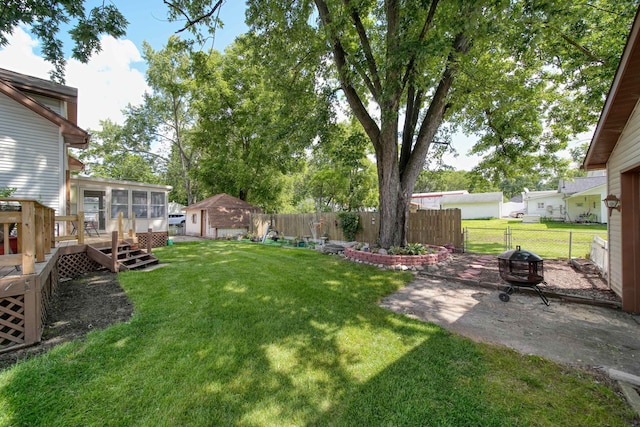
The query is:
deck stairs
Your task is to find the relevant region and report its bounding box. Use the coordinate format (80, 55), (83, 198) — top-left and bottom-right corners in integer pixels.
(87, 241), (159, 272)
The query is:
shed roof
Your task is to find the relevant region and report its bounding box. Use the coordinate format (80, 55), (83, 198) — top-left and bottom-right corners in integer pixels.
(583, 7), (640, 170)
(185, 193), (261, 211)
(441, 192), (502, 204)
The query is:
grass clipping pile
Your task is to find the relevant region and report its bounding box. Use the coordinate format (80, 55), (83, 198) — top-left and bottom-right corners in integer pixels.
(0, 271), (133, 370)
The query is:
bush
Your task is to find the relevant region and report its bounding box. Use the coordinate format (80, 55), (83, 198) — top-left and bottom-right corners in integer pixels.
(337, 211), (361, 241)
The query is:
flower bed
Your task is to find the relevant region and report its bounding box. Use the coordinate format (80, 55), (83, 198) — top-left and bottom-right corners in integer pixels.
(344, 244), (450, 268)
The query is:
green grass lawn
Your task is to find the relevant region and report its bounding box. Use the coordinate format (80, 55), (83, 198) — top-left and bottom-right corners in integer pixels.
(462, 219), (608, 258)
(0, 241), (634, 426)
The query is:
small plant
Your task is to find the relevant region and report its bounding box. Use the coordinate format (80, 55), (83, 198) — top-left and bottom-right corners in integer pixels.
(0, 187), (16, 197)
(387, 243), (429, 255)
(387, 246), (401, 255)
(337, 211), (361, 241)
(405, 243), (428, 255)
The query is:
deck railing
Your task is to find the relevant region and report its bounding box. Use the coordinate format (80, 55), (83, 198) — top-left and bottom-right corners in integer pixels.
(0, 198), (56, 275)
(0, 199), (95, 275)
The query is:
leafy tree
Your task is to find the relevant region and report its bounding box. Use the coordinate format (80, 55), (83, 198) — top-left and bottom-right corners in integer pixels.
(137, 37), (203, 205)
(77, 119), (159, 183)
(177, 0), (633, 247)
(415, 169), (470, 193)
(191, 35), (330, 211)
(0, 1), (127, 82)
(305, 122), (378, 212)
(170, 0), (635, 248)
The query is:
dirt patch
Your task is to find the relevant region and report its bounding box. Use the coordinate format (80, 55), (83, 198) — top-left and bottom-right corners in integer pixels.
(0, 270), (133, 370)
(428, 253), (620, 303)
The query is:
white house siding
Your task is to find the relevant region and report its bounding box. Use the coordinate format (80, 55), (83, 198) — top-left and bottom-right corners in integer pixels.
(441, 202), (500, 219)
(525, 194), (564, 218)
(71, 177), (170, 234)
(606, 101), (640, 298)
(0, 93), (64, 213)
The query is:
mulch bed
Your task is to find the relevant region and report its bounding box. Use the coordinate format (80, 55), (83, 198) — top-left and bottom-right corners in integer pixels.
(0, 270), (133, 370)
(426, 252), (620, 304)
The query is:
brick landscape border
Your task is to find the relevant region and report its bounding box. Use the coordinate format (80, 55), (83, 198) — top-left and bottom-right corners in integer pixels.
(344, 245), (450, 267)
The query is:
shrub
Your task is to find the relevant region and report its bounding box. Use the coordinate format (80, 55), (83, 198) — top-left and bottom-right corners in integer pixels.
(387, 243), (430, 255)
(337, 211), (361, 241)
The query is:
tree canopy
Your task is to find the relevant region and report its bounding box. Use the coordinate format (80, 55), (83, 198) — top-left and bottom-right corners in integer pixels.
(0, 1), (127, 82)
(158, 0), (637, 247)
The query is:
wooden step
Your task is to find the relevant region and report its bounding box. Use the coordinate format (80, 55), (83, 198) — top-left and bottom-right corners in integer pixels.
(119, 257), (159, 270)
(88, 243), (159, 272)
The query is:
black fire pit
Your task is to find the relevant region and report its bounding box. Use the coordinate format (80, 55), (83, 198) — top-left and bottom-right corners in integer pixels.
(497, 246), (549, 306)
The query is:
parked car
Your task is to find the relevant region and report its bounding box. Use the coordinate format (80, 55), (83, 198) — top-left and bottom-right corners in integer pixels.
(169, 213), (186, 226)
(509, 210), (526, 218)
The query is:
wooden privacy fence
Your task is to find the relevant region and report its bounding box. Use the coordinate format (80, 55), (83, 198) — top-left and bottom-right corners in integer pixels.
(251, 209), (462, 248)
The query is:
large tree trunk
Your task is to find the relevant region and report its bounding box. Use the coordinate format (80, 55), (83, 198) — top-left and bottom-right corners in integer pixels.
(376, 114), (404, 248)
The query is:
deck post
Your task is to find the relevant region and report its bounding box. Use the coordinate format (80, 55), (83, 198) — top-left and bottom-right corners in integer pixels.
(21, 201), (35, 275)
(77, 211), (85, 244)
(118, 212), (124, 240)
(111, 231), (119, 273)
(23, 278), (38, 344)
(147, 228), (152, 254)
(35, 204), (45, 262)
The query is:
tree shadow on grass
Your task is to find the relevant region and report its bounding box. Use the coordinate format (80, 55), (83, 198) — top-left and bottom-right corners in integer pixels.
(0, 241), (631, 426)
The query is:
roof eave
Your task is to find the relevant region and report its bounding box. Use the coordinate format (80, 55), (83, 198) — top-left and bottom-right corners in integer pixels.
(0, 80), (90, 149)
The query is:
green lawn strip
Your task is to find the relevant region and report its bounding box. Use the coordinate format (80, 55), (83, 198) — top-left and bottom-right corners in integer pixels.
(462, 219), (607, 257)
(0, 241), (635, 426)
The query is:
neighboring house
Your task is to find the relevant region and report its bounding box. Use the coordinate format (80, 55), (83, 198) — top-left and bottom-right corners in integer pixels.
(523, 190), (565, 219)
(0, 68), (171, 236)
(520, 175), (607, 223)
(559, 175), (607, 223)
(410, 190), (468, 210)
(440, 192), (503, 219)
(0, 68), (88, 217)
(184, 193), (262, 238)
(583, 7), (640, 313)
(70, 176), (172, 235)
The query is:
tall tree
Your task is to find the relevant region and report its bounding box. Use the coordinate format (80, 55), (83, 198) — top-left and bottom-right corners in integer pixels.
(0, 1), (127, 82)
(77, 119), (159, 183)
(170, 0), (636, 248)
(191, 35), (330, 211)
(132, 37), (202, 205)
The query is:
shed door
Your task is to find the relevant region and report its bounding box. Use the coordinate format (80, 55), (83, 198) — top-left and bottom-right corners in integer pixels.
(201, 210), (207, 237)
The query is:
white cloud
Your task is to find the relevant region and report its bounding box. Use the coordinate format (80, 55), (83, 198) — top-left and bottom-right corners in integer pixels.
(0, 26), (150, 131)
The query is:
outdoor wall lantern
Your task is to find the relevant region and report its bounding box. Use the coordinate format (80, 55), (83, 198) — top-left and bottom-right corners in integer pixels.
(603, 194), (621, 216)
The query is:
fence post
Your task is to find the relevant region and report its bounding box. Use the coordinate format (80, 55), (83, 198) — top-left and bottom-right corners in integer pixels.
(464, 227), (468, 252)
(568, 231), (573, 259)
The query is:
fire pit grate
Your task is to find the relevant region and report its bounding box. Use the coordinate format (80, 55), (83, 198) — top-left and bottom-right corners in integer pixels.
(497, 246), (549, 306)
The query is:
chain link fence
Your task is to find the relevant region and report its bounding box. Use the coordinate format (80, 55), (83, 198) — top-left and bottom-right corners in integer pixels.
(464, 227), (607, 259)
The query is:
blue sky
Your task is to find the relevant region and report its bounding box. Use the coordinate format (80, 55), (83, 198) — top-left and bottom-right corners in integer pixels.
(0, 1), (247, 133)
